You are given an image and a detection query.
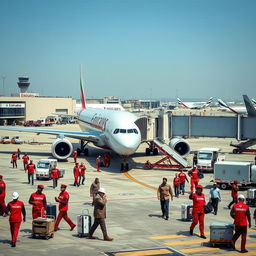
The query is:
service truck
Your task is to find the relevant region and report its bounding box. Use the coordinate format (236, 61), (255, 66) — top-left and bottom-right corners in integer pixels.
(36, 159), (65, 180)
(214, 161), (256, 190)
(196, 148), (225, 172)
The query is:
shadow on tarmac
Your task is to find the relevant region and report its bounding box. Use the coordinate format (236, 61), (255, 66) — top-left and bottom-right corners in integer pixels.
(0, 239), (11, 245)
(148, 214), (162, 218)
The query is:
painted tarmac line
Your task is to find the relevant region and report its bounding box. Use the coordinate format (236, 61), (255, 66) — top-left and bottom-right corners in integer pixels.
(113, 249), (173, 256)
(123, 171), (157, 191)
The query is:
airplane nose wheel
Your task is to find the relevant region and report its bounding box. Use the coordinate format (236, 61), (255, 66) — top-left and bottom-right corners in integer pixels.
(121, 159), (129, 172)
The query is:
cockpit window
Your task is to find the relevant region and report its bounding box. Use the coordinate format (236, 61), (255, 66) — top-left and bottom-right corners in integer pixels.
(133, 129), (138, 134)
(113, 129), (119, 134)
(113, 128), (138, 134)
(127, 129), (134, 133)
(120, 129), (126, 133)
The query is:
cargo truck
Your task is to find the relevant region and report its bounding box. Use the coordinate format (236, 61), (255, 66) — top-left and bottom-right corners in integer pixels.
(214, 161), (256, 190)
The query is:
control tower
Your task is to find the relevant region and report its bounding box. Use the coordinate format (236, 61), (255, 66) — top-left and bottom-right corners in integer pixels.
(17, 76), (30, 93)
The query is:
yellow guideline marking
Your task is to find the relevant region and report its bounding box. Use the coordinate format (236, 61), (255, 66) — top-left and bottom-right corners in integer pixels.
(123, 171), (157, 191)
(180, 247), (220, 253)
(150, 232), (210, 240)
(114, 249), (173, 256)
(165, 239), (206, 246)
(220, 243), (256, 256)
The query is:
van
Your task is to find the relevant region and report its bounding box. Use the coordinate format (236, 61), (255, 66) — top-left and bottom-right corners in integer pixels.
(36, 159), (64, 180)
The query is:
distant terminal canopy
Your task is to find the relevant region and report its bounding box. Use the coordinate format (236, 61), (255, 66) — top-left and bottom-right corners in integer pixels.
(17, 76), (30, 93)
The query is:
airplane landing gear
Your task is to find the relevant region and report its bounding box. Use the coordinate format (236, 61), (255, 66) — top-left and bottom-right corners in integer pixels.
(77, 140), (89, 156)
(120, 158), (129, 172)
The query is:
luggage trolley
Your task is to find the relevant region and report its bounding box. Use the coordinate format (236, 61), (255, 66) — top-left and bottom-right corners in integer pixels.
(210, 222), (234, 247)
(32, 215), (55, 240)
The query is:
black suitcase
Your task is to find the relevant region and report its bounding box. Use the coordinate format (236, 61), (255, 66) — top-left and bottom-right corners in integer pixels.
(46, 204), (57, 220)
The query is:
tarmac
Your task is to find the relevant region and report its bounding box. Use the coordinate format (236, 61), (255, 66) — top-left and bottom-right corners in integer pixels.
(0, 124), (256, 256)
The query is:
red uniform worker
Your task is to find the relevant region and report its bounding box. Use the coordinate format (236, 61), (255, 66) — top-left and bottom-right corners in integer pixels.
(78, 162), (86, 185)
(96, 156), (101, 172)
(22, 153), (29, 171)
(73, 150), (77, 163)
(5, 192), (26, 247)
(103, 153), (111, 167)
(29, 185), (47, 219)
(54, 184), (76, 231)
(188, 167), (199, 192)
(173, 173), (181, 197)
(11, 153), (18, 168)
(189, 185), (206, 239)
(230, 194), (251, 253)
(51, 166), (60, 189)
(228, 181), (239, 209)
(73, 163), (80, 187)
(0, 175), (6, 215)
(178, 169), (189, 195)
(27, 160), (36, 185)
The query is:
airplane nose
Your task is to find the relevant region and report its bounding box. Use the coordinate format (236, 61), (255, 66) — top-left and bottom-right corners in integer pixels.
(114, 134), (141, 156)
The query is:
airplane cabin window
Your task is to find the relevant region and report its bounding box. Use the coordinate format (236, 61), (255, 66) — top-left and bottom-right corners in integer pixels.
(120, 129), (126, 133)
(113, 129), (119, 134)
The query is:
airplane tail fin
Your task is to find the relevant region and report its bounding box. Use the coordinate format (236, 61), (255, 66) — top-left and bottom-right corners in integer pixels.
(243, 95), (256, 117)
(202, 97), (213, 108)
(217, 98), (238, 114)
(80, 65), (86, 109)
(177, 98), (188, 108)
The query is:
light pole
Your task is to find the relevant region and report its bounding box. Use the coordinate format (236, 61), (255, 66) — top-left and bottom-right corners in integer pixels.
(2, 76), (6, 96)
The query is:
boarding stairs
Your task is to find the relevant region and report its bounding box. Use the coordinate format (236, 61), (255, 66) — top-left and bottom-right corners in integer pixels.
(144, 139), (189, 169)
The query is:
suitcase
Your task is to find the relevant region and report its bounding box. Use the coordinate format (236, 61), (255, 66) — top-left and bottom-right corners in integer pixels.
(46, 204), (57, 220)
(210, 222), (234, 247)
(32, 216), (55, 239)
(246, 189), (256, 206)
(181, 203), (193, 221)
(77, 209), (92, 237)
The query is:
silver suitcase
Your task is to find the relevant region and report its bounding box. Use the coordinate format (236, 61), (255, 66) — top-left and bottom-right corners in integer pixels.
(77, 209), (92, 237)
(181, 203), (193, 221)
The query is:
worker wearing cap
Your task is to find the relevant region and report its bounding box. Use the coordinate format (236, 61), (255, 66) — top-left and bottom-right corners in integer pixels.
(178, 169), (189, 195)
(54, 184), (76, 231)
(73, 150), (77, 163)
(51, 165), (60, 189)
(228, 180), (239, 209)
(78, 162), (86, 186)
(173, 173), (181, 198)
(188, 167), (200, 192)
(5, 192), (26, 247)
(0, 175), (6, 215)
(26, 160), (36, 185)
(29, 185), (47, 219)
(96, 156), (101, 172)
(11, 153), (18, 168)
(230, 194), (251, 253)
(22, 153), (29, 171)
(87, 187), (113, 241)
(189, 185), (206, 239)
(209, 183), (221, 215)
(73, 162), (80, 187)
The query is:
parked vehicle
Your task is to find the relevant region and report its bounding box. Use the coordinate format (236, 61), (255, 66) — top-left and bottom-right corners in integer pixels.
(214, 161), (256, 190)
(1, 136), (11, 144)
(34, 119), (45, 126)
(36, 159), (65, 180)
(11, 136), (23, 144)
(45, 116), (57, 126)
(24, 120), (35, 127)
(197, 148), (225, 172)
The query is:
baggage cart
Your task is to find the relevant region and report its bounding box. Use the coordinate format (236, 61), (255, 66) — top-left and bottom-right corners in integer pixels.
(181, 203), (193, 221)
(77, 209), (92, 237)
(32, 216), (55, 239)
(46, 204), (57, 220)
(210, 222), (234, 247)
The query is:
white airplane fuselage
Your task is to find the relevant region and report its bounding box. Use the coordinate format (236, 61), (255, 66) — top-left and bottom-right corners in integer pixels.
(78, 107), (141, 156)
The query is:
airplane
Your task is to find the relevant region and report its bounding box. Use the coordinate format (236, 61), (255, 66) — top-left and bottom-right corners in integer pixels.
(217, 97), (256, 117)
(176, 97), (213, 109)
(0, 69), (141, 171)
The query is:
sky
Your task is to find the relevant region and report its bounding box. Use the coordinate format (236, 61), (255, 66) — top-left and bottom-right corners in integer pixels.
(0, 0), (256, 101)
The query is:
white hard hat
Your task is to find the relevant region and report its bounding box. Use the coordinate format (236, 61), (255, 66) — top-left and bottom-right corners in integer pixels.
(238, 194), (245, 200)
(12, 192), (19, 200)
(98, 187), (105, 194)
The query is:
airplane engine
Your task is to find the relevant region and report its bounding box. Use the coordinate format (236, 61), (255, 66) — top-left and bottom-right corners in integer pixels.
(51, 138), (73, 160)
(169, 137), (190, 157)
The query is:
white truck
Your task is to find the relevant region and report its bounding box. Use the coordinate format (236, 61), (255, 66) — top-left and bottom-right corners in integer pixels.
(214, 161), (256, 190)
(36, 159), (65, 180)
(196, 148), (225, 172)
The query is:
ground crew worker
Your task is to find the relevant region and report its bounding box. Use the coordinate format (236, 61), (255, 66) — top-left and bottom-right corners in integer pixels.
(103, 152), (111, 167)
(17, 148), (21, 160)
(73, 163), (80, 187)
(26, 160), (36, 185)
(29, 185), (47, 219)
(157, 177), (173, 220)
(22, 153), (29, 171)
(96, 155), (101, 172)
(228, 180), (239, 209)
(178, 169), (189, 195)
(11, 153), (18, 168)
(87, 187), (113, 241)
(230, 194), (251, 253)
(51, 165), (60, 189)
(209, 183), (221, 215)
(173, 173), (180, 198)
(73, 150), (77, 163)
(192, 153), (198, 167)
(189, 185), (206, 239)
(0, 175), (6, 216)
(78, 162), (86, 185)
(90, 178), (100, 206)
(54, 184), (76, 231)
(188, 167), (199, 192)
(5, 192), (26, 247)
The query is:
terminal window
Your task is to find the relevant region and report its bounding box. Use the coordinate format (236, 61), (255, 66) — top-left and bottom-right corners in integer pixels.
(0, 107), (25, 117)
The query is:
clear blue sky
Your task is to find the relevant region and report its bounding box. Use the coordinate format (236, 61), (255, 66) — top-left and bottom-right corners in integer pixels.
(0, 0), (255, 101)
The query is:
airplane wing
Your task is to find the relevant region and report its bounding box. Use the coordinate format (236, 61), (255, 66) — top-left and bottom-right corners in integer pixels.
(0, 126), (99, 143)
(243, 95), (256, 117)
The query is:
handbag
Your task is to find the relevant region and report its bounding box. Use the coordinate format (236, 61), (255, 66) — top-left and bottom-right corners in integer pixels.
(204, 202), (213, 214)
